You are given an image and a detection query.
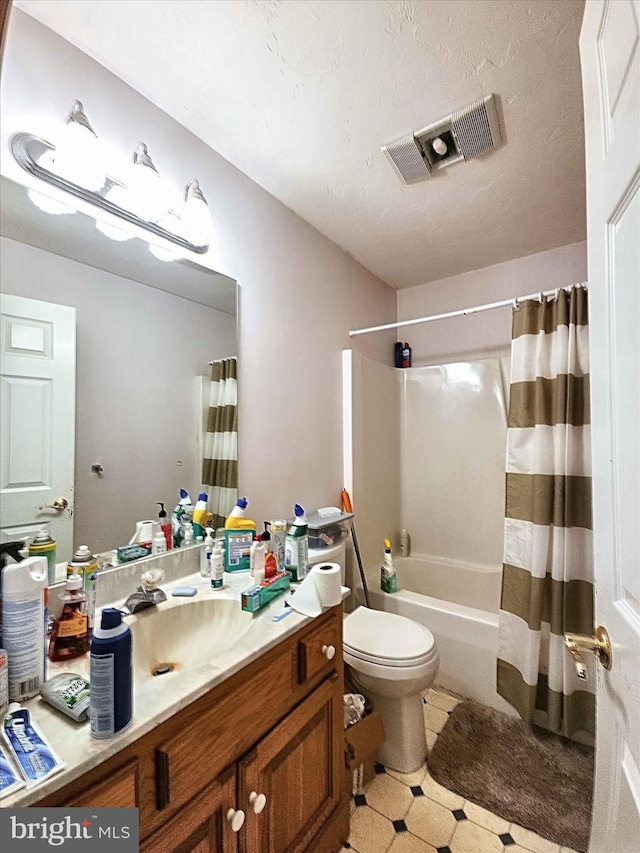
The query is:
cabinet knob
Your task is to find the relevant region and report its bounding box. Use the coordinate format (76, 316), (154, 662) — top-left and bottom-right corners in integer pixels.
(249, 790), (267, 814)
(226, 808), (245, 832)
(322, 644), (336, 660)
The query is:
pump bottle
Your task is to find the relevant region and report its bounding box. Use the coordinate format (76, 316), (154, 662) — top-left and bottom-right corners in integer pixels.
(48, 570), (89, 662)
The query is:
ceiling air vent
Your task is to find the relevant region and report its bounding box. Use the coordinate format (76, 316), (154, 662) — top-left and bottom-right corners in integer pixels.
(381, 94), (502, 184)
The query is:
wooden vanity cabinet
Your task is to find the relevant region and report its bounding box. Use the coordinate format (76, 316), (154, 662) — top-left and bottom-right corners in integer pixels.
(33, 606), (349, 853)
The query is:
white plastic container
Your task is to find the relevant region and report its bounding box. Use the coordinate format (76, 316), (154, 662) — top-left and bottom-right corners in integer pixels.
(201, 529), (214, 577)
(210, 545), (224, 590)
(152, 528), (167, 556)
(1, 555), (48, 702)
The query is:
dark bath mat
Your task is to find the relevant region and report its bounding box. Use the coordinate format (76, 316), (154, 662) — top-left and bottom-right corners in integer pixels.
(428, 699), (594, 852)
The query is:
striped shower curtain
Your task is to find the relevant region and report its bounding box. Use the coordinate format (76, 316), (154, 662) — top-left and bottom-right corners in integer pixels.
(202, 357), (238, 529)
(497, 286), (594, 738)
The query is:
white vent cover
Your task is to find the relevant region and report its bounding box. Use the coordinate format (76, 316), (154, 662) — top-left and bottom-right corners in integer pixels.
(381, 133), (431, 184)
(451, 96), (502, 160)
(382, 95), (502, 184)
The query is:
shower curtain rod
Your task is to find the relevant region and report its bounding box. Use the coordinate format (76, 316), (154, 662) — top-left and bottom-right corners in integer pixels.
(348, 282), (588, 338)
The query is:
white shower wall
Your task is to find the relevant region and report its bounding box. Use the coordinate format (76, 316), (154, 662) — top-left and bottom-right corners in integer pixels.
(344, 350), (508, 586)
(400, 359), (508, 570)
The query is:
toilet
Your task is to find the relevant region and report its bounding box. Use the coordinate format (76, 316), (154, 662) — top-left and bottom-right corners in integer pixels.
(308, 540), (440, 774)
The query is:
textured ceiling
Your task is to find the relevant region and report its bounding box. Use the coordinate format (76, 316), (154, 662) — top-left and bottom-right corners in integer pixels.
(14, 0), (587, 289)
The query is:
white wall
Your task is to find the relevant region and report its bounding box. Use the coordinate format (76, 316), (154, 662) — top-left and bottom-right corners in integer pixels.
(0, 10), (398, 533)
(397, 241), (588, 366)
(1, 236), (236, 553)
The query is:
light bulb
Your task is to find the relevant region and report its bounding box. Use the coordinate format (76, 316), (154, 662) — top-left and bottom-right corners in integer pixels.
(181, 179), (212, 248)
(431, 136), (447, 156)
(128, 143), (168, 223)
(149, 242), (180, 263)
(95, 185), (134, 241)
(50, 101), (105, 191)
(27, 188), (76, 216)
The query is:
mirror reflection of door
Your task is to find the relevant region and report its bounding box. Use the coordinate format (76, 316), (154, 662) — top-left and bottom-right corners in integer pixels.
(0, 293), (76, 559)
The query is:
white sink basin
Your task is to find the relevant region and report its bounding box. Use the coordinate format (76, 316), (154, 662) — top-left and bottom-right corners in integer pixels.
(128, 596), (255, 681)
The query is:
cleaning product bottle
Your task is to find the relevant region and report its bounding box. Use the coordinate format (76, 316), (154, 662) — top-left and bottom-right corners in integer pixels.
(90, 607), (132, 739)
(157, 502), (172, 551)
(152, 527), (167, 556)
(401, 342), (412, 368)
(201, 528), (214, 577)
(192, 492), (213, 540)
(210, 544), (224, 590)
(28, 529), (57, 585)
(67, 545), (99, 636)
(48, 569), (89, 662)
(224, 497), (256, 571)
(285, 504), (309, 582)
(380, 539), (398, 593)
(172, 489), (193, 547)
(0, 546), (48, 702)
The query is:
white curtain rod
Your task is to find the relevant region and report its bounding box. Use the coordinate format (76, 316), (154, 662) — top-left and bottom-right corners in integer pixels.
(348, 282), (588, 338)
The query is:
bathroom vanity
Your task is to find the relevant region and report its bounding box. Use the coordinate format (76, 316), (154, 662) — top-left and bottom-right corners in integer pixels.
(10, 575), (349, 853)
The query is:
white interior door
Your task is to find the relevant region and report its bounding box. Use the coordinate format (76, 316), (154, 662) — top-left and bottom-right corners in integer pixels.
(0, 294), (76, 562)
(580, 2), (640, 851)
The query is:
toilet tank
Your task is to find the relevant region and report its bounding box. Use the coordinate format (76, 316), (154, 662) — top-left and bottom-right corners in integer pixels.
(308, 539), (346, 585)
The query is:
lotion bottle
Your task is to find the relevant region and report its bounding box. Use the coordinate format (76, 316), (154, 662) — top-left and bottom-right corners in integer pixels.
(210, 545), (224, 590)
(201, 529), (214, 577)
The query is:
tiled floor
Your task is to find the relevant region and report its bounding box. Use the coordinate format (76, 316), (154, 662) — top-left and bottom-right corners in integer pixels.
(342, 687), (581, 853)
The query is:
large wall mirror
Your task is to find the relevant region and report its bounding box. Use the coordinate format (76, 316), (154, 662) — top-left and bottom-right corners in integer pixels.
(0, 175), (238, 576)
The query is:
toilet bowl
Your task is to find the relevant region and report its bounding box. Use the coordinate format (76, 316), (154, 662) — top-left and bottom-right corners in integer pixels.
(308, 542), (440, 775)
(343, 606), (439, 773)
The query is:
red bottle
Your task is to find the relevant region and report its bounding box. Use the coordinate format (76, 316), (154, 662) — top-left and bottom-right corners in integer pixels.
(401, 342), (412, 368)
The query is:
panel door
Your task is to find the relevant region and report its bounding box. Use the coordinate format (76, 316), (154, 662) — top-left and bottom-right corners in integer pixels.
(0, 293), (75, 560)
(580, 1), (640, 850)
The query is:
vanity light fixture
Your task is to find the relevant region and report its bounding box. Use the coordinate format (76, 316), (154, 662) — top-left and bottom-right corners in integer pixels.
(11, 100), (214, 255)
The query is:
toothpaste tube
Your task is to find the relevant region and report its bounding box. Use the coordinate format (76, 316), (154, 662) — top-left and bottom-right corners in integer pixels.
(40, 673), (90, 722)
(117, 543), (152, 562)
(2, 703), (65, 788)
(0, 745), (25, 797)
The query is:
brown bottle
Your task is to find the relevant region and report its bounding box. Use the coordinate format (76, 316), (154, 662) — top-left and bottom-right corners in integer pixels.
(48, 570), (89, 662)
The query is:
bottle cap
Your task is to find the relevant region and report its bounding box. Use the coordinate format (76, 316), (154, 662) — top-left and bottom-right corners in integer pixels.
(71, 545), (95, 563)
(100, 607), (123, 630)
(261, 522), (271, 541)
(294, 504), (305, 518)
(66, 571), (82, 590)
(237, 497), (248, 509)
(157, 502), (167, 519)
(179, 489), (190, 500)
(197, 492), (208, 502)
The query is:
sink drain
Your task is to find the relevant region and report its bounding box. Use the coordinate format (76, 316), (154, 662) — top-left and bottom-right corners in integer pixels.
(152, 663), (176, 677)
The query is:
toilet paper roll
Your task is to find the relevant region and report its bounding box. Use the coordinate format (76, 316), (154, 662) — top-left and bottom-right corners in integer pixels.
(287, 562), (343, 617)
(312, 562), (343, 608)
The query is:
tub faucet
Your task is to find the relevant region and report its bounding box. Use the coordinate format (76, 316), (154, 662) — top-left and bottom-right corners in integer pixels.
(122, 568), (167, 614)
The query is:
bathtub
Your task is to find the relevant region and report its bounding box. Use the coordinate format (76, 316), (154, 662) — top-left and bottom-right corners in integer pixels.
(366, 555), (517, 715)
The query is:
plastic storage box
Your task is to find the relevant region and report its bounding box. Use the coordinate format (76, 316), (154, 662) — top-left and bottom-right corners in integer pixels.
(306, 509), (353, 549)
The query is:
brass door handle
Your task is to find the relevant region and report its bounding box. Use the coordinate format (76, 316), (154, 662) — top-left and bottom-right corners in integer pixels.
(564, 626), (612, 680)
(40, 498), (69, 512)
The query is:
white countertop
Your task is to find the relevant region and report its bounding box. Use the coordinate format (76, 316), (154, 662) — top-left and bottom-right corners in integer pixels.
(2, 570), (349, 807)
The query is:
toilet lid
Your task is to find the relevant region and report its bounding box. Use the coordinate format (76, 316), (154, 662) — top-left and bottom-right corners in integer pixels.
(343, 606), (435, 667)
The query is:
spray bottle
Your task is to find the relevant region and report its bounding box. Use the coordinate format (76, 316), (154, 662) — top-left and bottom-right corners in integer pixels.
(285, 504), (309, 582)
(1, 543), (48, 701)
(380, 539), (398, 593)
(172, 489), (193, 548)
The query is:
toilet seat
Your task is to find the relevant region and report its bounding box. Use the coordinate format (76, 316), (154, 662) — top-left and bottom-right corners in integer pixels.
(343, 606), (436, 668)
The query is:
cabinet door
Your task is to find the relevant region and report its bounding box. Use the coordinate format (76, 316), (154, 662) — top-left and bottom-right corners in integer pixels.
(62, 759), (139, 809)
(238, 674), (343, 853)
(141, 765), (239, 853)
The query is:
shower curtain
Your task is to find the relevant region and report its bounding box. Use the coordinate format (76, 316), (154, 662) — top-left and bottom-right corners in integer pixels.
(201, 357), (238, 529)
(497, 286), (595, 738)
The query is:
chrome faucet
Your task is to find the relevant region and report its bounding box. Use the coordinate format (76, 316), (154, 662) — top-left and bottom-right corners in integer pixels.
(122, 568), (167, 614)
